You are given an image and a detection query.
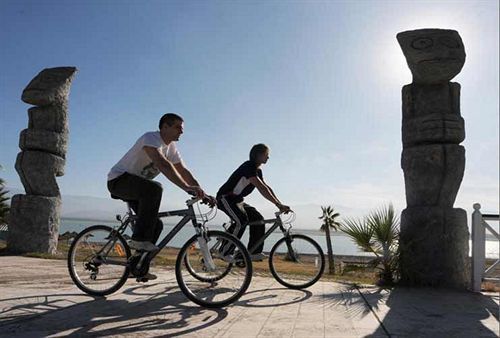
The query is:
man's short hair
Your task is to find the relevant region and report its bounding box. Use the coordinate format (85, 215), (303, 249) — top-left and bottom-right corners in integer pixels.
(249, 143), (269, 162)
(159, 113), (184, 129)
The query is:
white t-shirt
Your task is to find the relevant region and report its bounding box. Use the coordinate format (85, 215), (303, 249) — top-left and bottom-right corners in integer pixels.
(107, 131), (183, 181)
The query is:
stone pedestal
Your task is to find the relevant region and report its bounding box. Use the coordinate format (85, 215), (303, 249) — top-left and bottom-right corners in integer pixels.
(8, 194), (61, 254)
(399, 207), (469, 288)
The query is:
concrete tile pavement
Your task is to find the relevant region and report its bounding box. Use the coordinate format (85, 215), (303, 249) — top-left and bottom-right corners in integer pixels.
(0, 256), (497, 337)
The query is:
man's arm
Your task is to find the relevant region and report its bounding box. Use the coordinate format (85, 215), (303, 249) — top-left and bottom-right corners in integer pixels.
(143, 146), (202, 196)
(174, 161), (217, 206)
(174, 162), (200, 187)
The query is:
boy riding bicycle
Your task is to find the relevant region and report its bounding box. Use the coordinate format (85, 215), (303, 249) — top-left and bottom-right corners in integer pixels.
(216, 143), (291, 261)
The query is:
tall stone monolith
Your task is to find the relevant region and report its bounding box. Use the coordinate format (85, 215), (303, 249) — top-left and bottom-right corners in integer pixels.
(8, 67), (77, 254)
(397, 29), (469, 289)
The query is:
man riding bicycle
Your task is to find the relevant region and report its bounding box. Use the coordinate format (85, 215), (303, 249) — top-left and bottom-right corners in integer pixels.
(216, 143), (291, 261)
(107, 113), (215, 272)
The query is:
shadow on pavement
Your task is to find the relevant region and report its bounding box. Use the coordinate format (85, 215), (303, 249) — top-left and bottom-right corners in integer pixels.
(234, 287), (312, 308)
(363, 287), (499, 337)
(317, 284), (386, 318)
(0, 282), (228, 337)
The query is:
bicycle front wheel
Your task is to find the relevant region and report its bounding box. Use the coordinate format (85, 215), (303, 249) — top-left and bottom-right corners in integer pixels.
(269, 234), (325, 289)
(67, 225), (131, 296)
(176, 230), (252, 308)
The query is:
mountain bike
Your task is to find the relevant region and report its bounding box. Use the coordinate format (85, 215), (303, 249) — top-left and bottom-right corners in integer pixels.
(195, 210), (325, 289)
(67, 196), (252, 308)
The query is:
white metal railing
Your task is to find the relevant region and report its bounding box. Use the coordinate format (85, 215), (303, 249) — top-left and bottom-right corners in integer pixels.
(471, 203), (499, 292)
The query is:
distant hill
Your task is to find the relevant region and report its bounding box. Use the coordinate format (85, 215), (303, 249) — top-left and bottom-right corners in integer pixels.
(4, 186), (499, 236)
(5, 186), (367, 227)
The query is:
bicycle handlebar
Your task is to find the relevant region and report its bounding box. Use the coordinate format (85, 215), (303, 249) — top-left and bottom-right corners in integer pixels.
(274, 210), (294, 217)
(186, 195), (216, 207)
(186, 196), (203, 206)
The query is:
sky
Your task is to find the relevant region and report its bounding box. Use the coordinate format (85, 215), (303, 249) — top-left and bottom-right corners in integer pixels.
(0, 0), (498, 221)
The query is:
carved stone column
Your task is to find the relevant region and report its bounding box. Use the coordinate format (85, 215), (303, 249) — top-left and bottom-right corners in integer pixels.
(8, 67), (77, 254)
(397, 29), (469, 288)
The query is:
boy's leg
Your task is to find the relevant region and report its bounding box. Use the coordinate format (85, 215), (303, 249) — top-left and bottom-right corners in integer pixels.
(107, 173), (162, 243)
(218, 196), (248, 239)
(217, 196), (248, 254)
(244, 204), (265, 254)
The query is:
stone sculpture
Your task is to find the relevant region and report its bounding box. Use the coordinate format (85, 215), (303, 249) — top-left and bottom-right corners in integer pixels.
(397, 29), (469, 288)
(8, 67), (77, 254)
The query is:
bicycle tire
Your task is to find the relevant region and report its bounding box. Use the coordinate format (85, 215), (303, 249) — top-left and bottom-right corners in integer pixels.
(269, 234), (325, 289)
(67, 225), (131, 296)
(175, 230), (252, 308)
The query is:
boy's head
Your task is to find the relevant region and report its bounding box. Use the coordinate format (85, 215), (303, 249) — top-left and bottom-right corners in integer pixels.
(250, 144), (270, 164)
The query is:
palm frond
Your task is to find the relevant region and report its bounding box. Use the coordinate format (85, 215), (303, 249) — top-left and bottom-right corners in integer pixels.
(319, 205), (341, 231)
(340, 216), (376, 254)
(340, 203), (400, 285)
(368, 204), (399, 250)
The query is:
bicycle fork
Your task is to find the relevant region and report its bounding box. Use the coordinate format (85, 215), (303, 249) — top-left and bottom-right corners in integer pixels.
(196, 227), (217, 271)
(284, 235), (298, 262)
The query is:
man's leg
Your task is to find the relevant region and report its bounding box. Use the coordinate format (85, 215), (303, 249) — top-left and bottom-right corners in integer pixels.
(244, 204), (265, 254)
(126, 200), (164, 245)
(152, 219), (164, 245)
(121, 200), (160, 280)
(107, 173), (162, 243)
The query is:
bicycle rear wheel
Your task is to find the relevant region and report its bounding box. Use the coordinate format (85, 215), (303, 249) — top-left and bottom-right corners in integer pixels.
(176, 230), (252, 308)
(269, 234), (325, 289)
(67, 225), (131, 296)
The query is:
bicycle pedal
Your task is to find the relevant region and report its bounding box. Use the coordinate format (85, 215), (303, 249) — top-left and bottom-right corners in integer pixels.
(235, 261), (246, 268)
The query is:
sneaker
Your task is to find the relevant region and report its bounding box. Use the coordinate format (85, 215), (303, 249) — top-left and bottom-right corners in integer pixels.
(128, 240), (159, 252)
(251, 253), (269, 261)
(129, 272), (157, 281)
(210, 248), (233, 263)
(234, 251), (247, 267)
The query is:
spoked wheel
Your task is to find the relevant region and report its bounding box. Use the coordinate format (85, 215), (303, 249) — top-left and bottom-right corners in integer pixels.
(183, 246), (232, 282)
(67, 225), (131, 296)
(269, 234), (325, 289)
(176, 230), (252, 308)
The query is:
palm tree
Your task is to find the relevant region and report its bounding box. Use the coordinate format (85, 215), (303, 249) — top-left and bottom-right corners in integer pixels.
(0, 165), (10, 225)
(319, 206), (341, 274)
(340, 203), (399, 286)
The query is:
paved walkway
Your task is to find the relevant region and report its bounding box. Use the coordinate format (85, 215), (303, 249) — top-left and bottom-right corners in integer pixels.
(0, 256), (498, 337)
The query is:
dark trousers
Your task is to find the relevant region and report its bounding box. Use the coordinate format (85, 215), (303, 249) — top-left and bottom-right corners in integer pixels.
(217, 195), (265, 254)
(107, 172), (163, 243)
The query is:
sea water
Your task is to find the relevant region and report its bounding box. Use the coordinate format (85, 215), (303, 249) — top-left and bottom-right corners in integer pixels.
(60, 218), (499, 259)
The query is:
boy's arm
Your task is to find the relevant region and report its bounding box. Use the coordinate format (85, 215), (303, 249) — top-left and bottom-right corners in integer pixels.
(263, 179), (281, 204)
(248, 176), (289, 212)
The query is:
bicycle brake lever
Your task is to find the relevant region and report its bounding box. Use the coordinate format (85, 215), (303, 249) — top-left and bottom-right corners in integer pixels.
(186, 196), (202, 206)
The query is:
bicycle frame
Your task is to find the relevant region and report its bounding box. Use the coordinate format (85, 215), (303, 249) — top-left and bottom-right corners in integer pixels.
(102, 197), (216, 270)
(245, 212), (292, 255)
